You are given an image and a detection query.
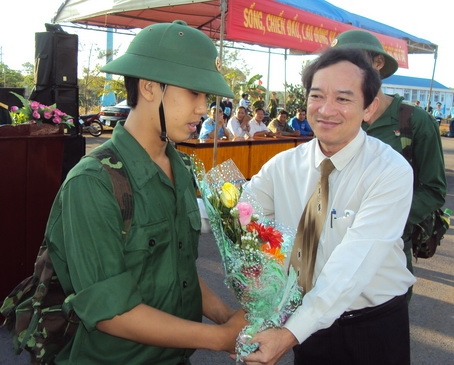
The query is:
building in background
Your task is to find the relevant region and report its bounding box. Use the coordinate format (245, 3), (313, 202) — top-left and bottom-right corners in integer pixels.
(382, 75), (453, 115)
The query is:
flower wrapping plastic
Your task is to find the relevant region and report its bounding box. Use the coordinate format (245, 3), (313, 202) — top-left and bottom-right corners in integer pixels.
(194, 158), (302, 361)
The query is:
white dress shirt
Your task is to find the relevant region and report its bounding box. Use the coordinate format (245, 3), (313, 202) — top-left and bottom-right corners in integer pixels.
(248, 118), (270, 137)
(246, 130), (416, 343)
(227, 117), (248, 138)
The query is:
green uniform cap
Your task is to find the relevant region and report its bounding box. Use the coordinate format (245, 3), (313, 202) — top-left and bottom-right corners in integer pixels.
(101, 20), (234, 98)
(330, 30), (398, 79)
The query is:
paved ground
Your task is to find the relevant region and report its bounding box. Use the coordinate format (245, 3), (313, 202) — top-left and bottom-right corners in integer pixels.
(1, 133), (453, 364)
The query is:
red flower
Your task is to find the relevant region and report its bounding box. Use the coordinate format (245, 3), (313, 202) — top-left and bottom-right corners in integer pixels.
(247, 222), (283, 249)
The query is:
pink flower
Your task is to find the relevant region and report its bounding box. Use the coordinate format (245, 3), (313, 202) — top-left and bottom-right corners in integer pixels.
(10, 106), (18, 112)
(237, 202), (254, 226)
(32, 110), (40, 119)
(44, 110), (53, 119)
(54, 109), (64, 117)
(53, 116), (62, 124)
(30, 101), (40, 110)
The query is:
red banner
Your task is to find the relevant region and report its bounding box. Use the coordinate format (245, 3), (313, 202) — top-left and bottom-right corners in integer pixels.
(226, 0), (408, 68)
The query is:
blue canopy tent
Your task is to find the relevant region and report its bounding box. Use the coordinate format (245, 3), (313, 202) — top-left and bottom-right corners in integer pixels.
(278, 0), (436, 54)
(276, 0), (438, 103)
(52, 0), (437, 54)
(52, 0), (438, 164)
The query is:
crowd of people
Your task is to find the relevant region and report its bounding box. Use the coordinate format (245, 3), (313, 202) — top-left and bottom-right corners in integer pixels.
(191, 95), (312, 140)
(413, 99), (454, 137)
(12, 20), (447, 365)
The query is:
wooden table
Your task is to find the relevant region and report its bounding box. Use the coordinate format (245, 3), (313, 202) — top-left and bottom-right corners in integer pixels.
(176, 136), (312, 179)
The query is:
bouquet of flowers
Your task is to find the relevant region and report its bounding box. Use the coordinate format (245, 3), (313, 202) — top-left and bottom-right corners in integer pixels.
(194, 158), (302, 361)
(9, 92), (74, 128)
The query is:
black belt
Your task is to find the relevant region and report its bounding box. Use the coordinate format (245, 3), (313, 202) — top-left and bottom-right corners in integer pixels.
(336, 294), (406, 325)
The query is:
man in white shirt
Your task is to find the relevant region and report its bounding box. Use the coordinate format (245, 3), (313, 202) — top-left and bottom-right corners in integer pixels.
(242, 48), (415, 365)
(248, 108), (275, 138)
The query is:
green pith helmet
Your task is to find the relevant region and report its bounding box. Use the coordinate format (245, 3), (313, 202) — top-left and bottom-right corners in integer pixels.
(330, 30), (398, 79)
(101, 20), (233, 98)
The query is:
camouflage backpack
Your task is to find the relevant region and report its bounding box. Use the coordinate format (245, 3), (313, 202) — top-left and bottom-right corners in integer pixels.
(0, 146), (133, 364)
(397, 103), (449, 259)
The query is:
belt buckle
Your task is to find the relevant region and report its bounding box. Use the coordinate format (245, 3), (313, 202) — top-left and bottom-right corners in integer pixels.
(338, 307), (368, 325)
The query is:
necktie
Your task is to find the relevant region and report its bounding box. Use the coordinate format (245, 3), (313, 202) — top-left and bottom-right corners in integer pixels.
(290, 158), (335, 292)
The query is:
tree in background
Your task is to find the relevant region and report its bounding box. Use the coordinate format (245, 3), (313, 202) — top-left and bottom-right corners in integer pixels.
(209, 43), (269, 109)
(79, 44), (126, 114)
(284, 82), (306, 116)
(0, 62), (31, 90)
(218, 43), (272, 101)
(283, 60), (309, 116)
(239, 74), (267, 101)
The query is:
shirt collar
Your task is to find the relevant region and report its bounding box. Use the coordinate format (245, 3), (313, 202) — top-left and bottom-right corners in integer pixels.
(314, 129), (366, 172)
(109, 122), (191, 191)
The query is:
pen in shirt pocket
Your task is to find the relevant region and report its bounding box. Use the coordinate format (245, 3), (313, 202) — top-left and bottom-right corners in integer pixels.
(330, 209), (336, 228)
(331, 209), (356, 228)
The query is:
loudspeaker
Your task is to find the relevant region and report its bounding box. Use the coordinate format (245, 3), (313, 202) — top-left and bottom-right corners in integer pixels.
(30, 86), (79, 124)
(54, 87), (79, 121)
(34, 32), (78, 87)
(0, 88), (26, 108)
(62, 134), (86, 181)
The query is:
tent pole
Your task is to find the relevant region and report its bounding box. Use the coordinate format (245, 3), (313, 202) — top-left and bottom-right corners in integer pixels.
(213, 0), (227, 168)
(265, 48), (271, 108)
(426, 46), (438, 112)
(284, 49), (287, 110)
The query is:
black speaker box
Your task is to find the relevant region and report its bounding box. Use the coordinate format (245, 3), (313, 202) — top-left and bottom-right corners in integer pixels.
(34, 32), (78, 87)
(62, 134), (86, 181)
(54, 87), (79, 120)
(0, 88), (26, 108)
(30, 86), (79, 123)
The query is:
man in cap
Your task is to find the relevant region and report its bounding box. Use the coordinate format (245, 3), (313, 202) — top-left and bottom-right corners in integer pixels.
(331, 30), (446, 302)
(240, 92), (252, 113)
(44, 20), (246, 364)
(432, 101), (444, 125)
(199, 105), (232, 139)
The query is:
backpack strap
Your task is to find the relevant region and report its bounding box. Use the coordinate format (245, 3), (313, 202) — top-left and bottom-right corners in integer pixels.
(177, 150), (199, 190)
(177, 150), (193, 171)
(89, 147), (134, 239)
(397, 103), (414, 165)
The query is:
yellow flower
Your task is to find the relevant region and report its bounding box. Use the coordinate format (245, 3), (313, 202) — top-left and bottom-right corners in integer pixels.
(220, 182), (239, 208)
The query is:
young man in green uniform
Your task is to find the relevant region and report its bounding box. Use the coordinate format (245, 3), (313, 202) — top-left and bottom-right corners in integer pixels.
(45, 21), (246, 364)
(331, 30), (447, 300)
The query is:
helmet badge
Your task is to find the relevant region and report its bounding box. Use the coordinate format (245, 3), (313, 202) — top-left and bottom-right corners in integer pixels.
(215, 57), (222, 71)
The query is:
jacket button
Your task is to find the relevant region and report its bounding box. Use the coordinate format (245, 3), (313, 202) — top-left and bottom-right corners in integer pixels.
(148, 239), (155, 247)
(179, 241), (183, 249)
(182, 281), (188, 288)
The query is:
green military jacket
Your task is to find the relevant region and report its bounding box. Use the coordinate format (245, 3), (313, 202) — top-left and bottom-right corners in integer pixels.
(362, 94), (446, 230)
(46, 122), (202, 364)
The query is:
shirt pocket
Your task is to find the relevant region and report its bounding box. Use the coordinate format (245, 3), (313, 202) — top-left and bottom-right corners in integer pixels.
(185, 192), (202, 234)
(331, 210), (356, 234)
(124, 219), (171, 281)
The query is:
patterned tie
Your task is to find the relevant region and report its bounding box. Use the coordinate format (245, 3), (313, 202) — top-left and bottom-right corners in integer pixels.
(290, 158), (335, 292)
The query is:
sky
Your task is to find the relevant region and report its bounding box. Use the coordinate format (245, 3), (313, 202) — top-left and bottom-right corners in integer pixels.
(0, 0), (452, 92)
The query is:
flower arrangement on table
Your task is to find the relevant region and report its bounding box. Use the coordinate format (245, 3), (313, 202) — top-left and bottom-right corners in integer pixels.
(8, 92), (74, 128)
(194, 158), (302, 361)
